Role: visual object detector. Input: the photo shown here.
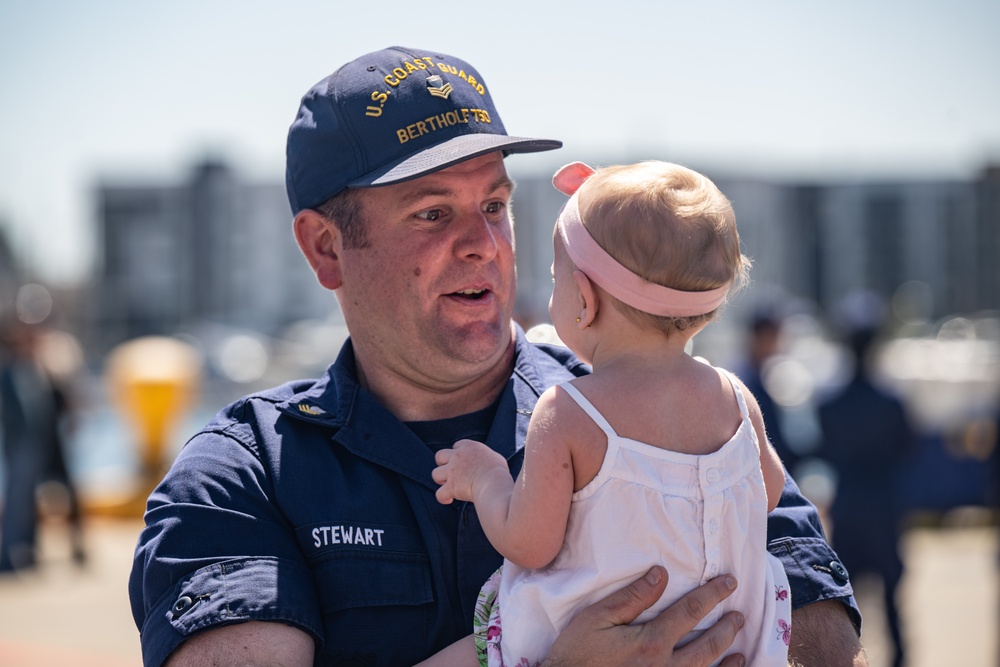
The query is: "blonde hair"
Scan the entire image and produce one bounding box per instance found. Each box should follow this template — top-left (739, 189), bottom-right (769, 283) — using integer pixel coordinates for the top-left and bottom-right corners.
top-left (576, 161), bottom-right (750, 335)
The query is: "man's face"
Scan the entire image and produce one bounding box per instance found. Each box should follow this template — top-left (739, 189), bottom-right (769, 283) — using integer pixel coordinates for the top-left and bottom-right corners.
top-left (336, 152), bottom-right (518, 389)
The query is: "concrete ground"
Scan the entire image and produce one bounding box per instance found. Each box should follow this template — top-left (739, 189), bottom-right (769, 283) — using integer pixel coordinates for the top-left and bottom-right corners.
top-left (0, 517), bottom-right (996, 667)
top-left (854, 518), bottom-right (999, 667)
top-left (0, 517), bottom-right (143, 667)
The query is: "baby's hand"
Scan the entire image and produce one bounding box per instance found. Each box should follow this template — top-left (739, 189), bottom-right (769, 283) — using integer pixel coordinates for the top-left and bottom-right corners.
top-left (432, 439), bottom-right (510, 505)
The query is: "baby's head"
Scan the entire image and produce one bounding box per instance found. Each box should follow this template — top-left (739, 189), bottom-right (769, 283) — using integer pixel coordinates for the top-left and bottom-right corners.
top-left (558, 161), bottom-right (750, 335)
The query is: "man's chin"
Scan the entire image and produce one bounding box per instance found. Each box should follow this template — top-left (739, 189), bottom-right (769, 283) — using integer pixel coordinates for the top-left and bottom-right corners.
top-left (440, 319), bottom-right (513, 365)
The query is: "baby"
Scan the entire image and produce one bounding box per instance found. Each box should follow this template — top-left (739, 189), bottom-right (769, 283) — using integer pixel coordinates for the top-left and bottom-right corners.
top-left (432, 160), bottom-right (791, 666)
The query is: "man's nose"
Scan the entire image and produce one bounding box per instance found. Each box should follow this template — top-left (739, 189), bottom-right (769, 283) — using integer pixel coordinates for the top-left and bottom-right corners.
top-left (455, 211), bottom-right (501, 262)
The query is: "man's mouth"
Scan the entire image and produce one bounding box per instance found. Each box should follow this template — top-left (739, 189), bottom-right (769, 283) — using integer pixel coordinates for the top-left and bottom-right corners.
top-left (452, 288), bottom-right (489, 301)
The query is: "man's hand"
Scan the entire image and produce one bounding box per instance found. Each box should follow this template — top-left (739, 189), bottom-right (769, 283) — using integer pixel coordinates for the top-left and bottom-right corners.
top-left (432, 438), bottom-right (510, 505)
top-left (543, 566), bottom-right (746, 667)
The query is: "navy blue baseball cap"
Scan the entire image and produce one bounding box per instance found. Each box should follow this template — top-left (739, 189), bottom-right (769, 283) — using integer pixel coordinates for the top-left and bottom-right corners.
top-left (285, 46), bottom-right (562, 214)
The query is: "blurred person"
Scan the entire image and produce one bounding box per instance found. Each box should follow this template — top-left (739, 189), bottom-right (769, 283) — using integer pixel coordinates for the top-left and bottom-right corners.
top-left (431, 161), bottom-right (791, 666)
top-left (816, 292), bottom-right (916, 667)
top-left (0, 317), bottom-right (86, 573)
top-left (739, 306), bottom-right (799, 472)
top-left (129, 46), bottom-right (863, 667)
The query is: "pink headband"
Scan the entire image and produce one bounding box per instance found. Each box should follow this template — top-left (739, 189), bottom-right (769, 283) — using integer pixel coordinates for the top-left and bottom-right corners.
top-left (553, 162), bottom-right (731, 318)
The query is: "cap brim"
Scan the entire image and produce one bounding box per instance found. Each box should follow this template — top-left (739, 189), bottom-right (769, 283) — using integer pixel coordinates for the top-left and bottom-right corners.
top-left (348, 134), bottom-right (562, 188)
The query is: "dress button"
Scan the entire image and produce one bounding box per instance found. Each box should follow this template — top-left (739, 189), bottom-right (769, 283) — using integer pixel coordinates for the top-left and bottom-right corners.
top-left (173, 595), bottom-right (194, 616)
top-left (709, 518), bottom-right (720, 533)
top-left (706, 468), bottom-right (721, 484)
top-left (829, 561), bottom-right (849, 583)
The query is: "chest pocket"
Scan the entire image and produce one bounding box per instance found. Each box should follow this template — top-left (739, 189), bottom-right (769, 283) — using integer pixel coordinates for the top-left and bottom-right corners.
top-left (313, 550), bottom-right (436, 666)
top-left (297, 522), bottom-right (434, 613)
top-left (314, 549), bottom-right (433, 613)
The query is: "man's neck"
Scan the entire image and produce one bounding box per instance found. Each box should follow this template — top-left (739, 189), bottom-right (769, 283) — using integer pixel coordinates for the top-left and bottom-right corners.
top-left (354, 341), bottom-right (517, 422)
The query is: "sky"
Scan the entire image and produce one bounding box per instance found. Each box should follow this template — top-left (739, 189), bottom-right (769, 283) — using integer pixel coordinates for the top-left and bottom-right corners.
top-left (1, 0), bottom-right (998, 286)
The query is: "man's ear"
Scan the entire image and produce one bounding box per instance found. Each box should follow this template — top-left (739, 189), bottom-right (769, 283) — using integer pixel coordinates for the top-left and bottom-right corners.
top-left (573, 270), bottom-right (599, 328)
top-left (293, 209), bottom-right (344, 291)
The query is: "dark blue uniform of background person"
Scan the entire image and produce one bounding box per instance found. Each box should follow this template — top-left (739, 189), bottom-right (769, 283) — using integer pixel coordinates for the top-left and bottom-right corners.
top-left (1, 319), bottom-right (85, 573)
top-left (818, 324), bottom-right (916, 667)
top-left (129, 46), bottom-right (865, 667)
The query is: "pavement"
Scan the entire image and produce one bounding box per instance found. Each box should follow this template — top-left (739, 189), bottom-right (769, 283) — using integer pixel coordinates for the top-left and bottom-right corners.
top-left (0, 515), bottom-right (997, 667)
top-left (0, 517), bottom-right (143, 667)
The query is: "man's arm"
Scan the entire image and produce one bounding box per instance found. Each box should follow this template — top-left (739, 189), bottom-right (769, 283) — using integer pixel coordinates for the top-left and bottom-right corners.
top-left (767, 468), bottom-right (865, 665)
top-left (129, 424), bottom-right (324, 667)
top-left (788, 601), bottom-right (867, 666)
top-left (163, 622), bottom-right (314, 667)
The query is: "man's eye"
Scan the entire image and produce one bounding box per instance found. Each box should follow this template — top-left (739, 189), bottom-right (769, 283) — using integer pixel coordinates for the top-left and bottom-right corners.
top-left (485, 201), bottom-right (502, 214)
top-left (418, 209), bottom-right (442, 221)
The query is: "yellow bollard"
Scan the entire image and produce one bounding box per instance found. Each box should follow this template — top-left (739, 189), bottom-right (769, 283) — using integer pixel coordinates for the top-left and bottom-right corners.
top-left (89, 336), bottom-right (202, 517)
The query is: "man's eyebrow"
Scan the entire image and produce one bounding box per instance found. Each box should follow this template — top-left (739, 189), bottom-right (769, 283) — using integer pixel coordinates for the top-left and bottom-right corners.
top-left (491, 176), bottom-right (516, 196)
top-left (396, 176), bottom-right (516, 207)
top-left (397, 186), bottom-right (453, 207)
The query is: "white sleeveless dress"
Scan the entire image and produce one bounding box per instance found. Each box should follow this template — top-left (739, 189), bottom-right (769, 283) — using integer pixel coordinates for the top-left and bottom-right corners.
top-left (485, 369), bottom-right (792, 667)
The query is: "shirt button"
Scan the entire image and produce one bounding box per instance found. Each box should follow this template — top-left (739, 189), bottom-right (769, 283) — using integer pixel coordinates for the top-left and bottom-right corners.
top-left (706, 468), bottom-right (721, 484)
top-left (173, 595), bottom-right (194, 616)
top-left (709, 518), bottom-right (720, 533)
top-left (829, 561), bottom-right (849, 583)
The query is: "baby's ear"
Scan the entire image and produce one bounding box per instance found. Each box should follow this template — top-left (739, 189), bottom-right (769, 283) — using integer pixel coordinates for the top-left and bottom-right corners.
top-left (552, 162), bottom-right (595, 196)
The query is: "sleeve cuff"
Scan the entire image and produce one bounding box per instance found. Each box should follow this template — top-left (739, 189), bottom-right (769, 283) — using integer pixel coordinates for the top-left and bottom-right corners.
top-left (768, 536), bottom-right (862, 633)
top-left (140, 557), bottom-right (322, 667)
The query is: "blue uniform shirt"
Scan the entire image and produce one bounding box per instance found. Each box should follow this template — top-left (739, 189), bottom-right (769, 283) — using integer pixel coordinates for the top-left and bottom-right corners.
top-left (129, 327), bottom-right (859, 667)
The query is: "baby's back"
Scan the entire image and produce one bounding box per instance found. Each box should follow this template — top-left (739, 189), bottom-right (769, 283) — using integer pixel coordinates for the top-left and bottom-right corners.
top-left (497, 371), bottom-right (792, 666)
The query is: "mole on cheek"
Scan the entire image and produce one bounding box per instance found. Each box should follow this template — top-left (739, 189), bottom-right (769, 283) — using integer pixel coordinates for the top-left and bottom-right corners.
top-left (413, 267), bottom-right (422, 277)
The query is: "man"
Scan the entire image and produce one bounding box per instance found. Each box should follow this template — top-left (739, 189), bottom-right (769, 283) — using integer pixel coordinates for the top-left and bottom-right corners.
top-left (129, 46), bottom-right (864, 666)
top-left (818, 293), bottom-right (915, 667)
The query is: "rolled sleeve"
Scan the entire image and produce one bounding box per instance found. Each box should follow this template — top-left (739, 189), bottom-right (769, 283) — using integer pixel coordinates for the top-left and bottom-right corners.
top-left (129, 423), bottom-right (323, 667)
top-left (767, 473), bottom-right (862, 632)
top-left (140, 557), bottom-right (320, 667)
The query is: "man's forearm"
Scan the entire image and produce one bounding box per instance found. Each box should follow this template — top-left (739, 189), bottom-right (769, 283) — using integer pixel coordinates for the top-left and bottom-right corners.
top-left (788, 600), bottom-right (867, 666)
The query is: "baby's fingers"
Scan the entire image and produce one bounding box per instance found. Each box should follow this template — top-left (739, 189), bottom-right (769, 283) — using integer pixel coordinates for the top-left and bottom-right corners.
top-left (431, 465), bottom-right (448, 485)
top-left (434, 484), bottom-right (455, 505)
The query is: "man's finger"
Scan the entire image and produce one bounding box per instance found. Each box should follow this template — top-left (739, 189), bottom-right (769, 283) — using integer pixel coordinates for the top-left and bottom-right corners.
top-left (583, 566), bottom-right (670, 628)
top-left (672, 610), bottom-right (745, 667)
top-left (646, 575), bottom-right (739, 644)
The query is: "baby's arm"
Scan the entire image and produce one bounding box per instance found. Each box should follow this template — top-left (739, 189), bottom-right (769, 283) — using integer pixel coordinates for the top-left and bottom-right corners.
top-left (738, 379), bottom-right (786, 512)
top-left (432, 386), bottom-right (575, 569)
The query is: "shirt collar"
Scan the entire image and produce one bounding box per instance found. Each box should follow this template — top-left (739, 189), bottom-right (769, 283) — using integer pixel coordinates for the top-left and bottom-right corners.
top-left (279, 324), bottom-right (565, 424)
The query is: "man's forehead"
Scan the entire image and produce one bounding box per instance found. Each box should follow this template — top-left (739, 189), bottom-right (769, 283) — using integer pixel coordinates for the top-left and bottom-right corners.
top-left (423, 151), bottom-right (508, 181)
top-left (379, 152), bottom-right (512, 199)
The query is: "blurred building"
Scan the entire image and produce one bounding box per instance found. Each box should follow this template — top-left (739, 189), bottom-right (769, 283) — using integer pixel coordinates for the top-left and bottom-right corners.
top-left (93, 160), bottom-right (1000, 353)
top-left (94, 160), bottom-right (331, 355)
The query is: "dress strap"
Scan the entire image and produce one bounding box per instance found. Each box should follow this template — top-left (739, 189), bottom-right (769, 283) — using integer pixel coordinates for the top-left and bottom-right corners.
top-left (718, 368), bottom-right (750, 421)
top-left (558, 382), bottom-right (619, 440)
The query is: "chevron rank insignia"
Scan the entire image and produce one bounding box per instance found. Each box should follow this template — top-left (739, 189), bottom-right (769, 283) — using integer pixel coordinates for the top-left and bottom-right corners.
top-left (426, 75), bottom-right (453, 99)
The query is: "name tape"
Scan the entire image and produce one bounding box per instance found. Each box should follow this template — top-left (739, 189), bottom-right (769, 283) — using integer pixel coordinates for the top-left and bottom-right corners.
top-left (312, 524), bottom-right (385, 548)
